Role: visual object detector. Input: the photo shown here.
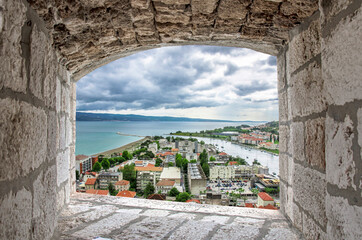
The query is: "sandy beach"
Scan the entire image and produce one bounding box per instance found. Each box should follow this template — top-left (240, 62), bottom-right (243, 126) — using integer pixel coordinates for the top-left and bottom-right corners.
top-left (94, 136), bottom-right (150, 157)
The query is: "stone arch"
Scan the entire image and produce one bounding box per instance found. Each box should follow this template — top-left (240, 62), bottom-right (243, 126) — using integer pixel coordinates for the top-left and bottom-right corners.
top-left (1, 0), bottom-right (361, 239)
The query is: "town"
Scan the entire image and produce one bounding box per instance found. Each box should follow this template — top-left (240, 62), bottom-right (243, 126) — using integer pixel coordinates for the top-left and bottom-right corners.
top-left (76, 128), bottom-right (280, 210)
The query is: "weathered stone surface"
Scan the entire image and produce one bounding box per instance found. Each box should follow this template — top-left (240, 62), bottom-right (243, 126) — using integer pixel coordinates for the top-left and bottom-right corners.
top-left (326, 194), bottom-right (362, 240)
top-left (32, 166), bottom-right (57, 240)
top-left (358, 108), bottom-right (362, 160)
top-left (56, 193), bottom-right (297, 239)
top-left (0, 98), bottom-right (47, 181)
top-left (320, 0), bottom-right (355, 24)
top-left (302, 212), bottom-right (327, 240)
top-left (305, 118), bottom-right (325, 170)
top-left (323, 6), bottom-right (362, 106)
top-left (293, 163), bottom-right (327, 228)
top-left (0, 0), bottom-right (27, 93)
top-left (59, 115), bottom-right (66, 150)
top-left (0, 189), bottom-right (32, 240)
top-left (288, 61), bottom-right (326, 119)
top-left (279, 125), bottom-right (290, 153)
top-left (25, 0), bottom-right (319, 78)
top-left (290, 122), bottom-right (305, 162)
top-left (47, 110), bottom-right (59, 161)
top-left (325, 114), bottom-right (356, 190)
top-left (279, 154), bottom-right (289, 182)
top-left (57, 148), bottom-right (70, 186)
top-left (264, 227), bottom-right (300, 240)
top-left (288, 19), bottom-right (321, 74)
top-left (278, 90), bottom-right (288, 122)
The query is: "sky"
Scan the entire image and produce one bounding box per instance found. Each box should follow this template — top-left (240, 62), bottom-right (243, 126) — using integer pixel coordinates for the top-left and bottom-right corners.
top-left (76, 46), bottom-right (278, 121)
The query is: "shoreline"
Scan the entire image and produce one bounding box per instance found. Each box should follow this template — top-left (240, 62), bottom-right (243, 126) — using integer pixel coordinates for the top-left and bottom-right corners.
top-left (94, 136), bottom-right (150, 157)
top-left (171, 134), bottom-right (279, 156)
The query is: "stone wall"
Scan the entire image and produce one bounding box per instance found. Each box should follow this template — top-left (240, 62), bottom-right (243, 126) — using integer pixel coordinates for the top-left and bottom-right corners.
top-left (0, 0), bottom-right (75, 239)
top-left (278, 0), bottom-right (362, 239)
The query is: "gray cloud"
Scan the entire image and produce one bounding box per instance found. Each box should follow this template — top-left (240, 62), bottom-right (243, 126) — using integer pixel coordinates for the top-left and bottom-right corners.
top-left (76, 46), bottom-right (277, 112)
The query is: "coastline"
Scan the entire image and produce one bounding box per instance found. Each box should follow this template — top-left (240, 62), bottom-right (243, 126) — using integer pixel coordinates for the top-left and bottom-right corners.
top-left (94, 136), bottom-right (150, 157)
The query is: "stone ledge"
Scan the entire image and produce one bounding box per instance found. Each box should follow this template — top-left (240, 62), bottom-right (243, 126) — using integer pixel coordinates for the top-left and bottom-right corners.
top-left (55, 193), bottom-right (302, 239)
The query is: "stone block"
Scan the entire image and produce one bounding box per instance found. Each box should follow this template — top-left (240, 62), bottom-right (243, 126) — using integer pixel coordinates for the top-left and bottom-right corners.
top-left (57, 187), bottom-right (65, 212)
top-left (288, 60), bottom-right (326, 118)
top-left (278, 90), bottom-right (288, 122)
top-left (305, 118), bottom-right (325, 170)
top-left (292, 202), bottom-right (302, 232)
top-left (323, 7), bottom-right (362, 106)
top-left (66, 116), bottom-right (72, 147)
top-left (279, 181), bottom-right (287, 214)
top-left (57, 148), bottom-right (70, 186)
top-left (192, 0), bottom-right (218, 15)
top-left (56, 77), bottom-right (62, 112)
top-left (326, 194), bottom-right (362, 240)
top-left (131, 0), bottom-right (151, 9)
top-left (32, 166), bottom-right (57, 240)
top-left (59, 115), bottom-right (66, 150)
top-left (47, 110), bottom-right (59, 161)
top-left (277, 51), bottom-right (286, 90)
top-left (302, 212), bottom-right (327, 240)
top-left (30, 24), bottom-right (48, 100)
top-left (0, 98), bottom-right (47, 181)
top-left (0, 0), bottom-right (27, 93)
top-left (218, 0), bottom-right (249, 20)
top-left (285, 185), bottom-right (293, 221)
top-left (290, 121), bottom-right (305, 162)
top-left (320, 0), bottom-right (354, 24)
top-left (279, 125), bottom-right (289, 153)
top-left (293, 163), bottom-right (327, 228)
top-left (279, 153), bottom-right (288, 182)
top-left (358, 108), bottom-right (362, 160)
top-left (325, 114), bottom-right (356, 190)
top-left (288, 18), bottom-right (321, 74)
top-left (0, 189), bottom-right (32, 239)
top-left (61, 84), bottom-right (70, 113)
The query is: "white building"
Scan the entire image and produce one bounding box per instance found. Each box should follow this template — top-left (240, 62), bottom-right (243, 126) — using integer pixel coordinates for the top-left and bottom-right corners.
top-left (210, 166), bottom-right (235, 180)
top-left (188, 163), bottom-right (207, 196)
top-left (160, 167), bottom-right (181, 184)
top-left (156, 180), bottom-right (176, 194)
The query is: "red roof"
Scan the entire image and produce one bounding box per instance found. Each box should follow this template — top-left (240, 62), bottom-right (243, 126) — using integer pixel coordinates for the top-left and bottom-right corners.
top-left (147, 194), bottom-right (166, 200)
top-left (135, 164), bottom-right (163, 172)
top-left (85, 189), bottom-right (109, 195)
top-left (116, 190), bottom-right (136, 198)
top-left (115, 180), bottom-right (130, 186)
top-left (163, 151), bottom-right (174, 156)
top-left (245, 203), bottom-right (254, 208)
top-left (85, 171), bottom-right (97, 176)
top-left (156, 180), bottom-right (175, 187)
top-left (258, 192), bottom-right (274, 201)
top-left (186, 199), bottom-right (201, 204)
top-left (228, 161), bottom-right (238, 166)
top-left (258, 204), bottom-right (278, 210)
top-left (219, 152), bottom-right (228, 156)
top-left (85, 178), bottom-right (97, 185)
top-left (76, 154), bottom-right (88, 160)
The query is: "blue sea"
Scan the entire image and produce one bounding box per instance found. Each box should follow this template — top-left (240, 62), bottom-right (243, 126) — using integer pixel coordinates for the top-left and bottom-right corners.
top-left (76, 121), bottom-right (279, 174)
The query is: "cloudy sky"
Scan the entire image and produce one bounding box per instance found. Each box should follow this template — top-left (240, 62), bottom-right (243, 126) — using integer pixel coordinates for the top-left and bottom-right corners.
top-left (76, 46), bottom-right (278, 121)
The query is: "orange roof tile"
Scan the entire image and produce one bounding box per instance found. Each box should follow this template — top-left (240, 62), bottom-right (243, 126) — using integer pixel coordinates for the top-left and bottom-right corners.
top-left (135, 164), bottom-right (163, 172)
top-left (116, 190), bottom-right (136, 198)
top-left (85, 171), bottom-right (97, 176)
top-left (164, 151), bottom-right (174, 156)
top-left (186, 199), bottom-right (201, 204)
top-left (228, 161), bottom-right (238, 166)
top-left (85, 178), bottom-right (97, 185)
top-left (147, 194), bottom-right (166, 200)
top-left (258, 192), bottom-right (274, 201)
top-left (219, 152), bottom-right (228, 156)
top-left (245, 203), bottom-right (254, 208)
top-left (258, 204), bottom-right (278, 210)
top-left (171, 148), bottom-right (179, 152)
top-left (85, 189), bottom-right (109, 195)
top-left (156, 180), bottom-right (175, 187)
top-left (115, 180), bottom-right (130, 186)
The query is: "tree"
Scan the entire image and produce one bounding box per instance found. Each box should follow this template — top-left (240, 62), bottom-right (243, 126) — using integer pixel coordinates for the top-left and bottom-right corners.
top-left (108, 182), bottom-right (118, 196)
top-left (176, 192), bottom-right (191, 202)
top-left (143, 182), bottom-right (155, 198)
top-left (251, 188), bottom-right (260, 196)
top-left (200, 140), bottom-right (205, 145)
top-left (190, 159), bottom-right (197, 163)
top-left (122, 164), bottom-right (137, 190)
top-left (202, 162), bottom-right (209, 178)
top-left (175, 153), bottom-right (183, 168)
top-left (199, 149), bottom-right (208, 166)
top-left (209, 156), bottom-right (216, 162)
top-left (92, 161), bottom-right (102, 172)
top-left (252, 159), bottom-right (261, 165)
top-left (122, 150), bottom-right (132, 160)
top-left (169, 187), bottom-right (180, 197)
top-left (168, 162), bottom-right (174, 167)
top-left (102, 158), bottom-right (110, 170)
top-left (155, 158), bottom-right (163, 167)
top-left (76, 170), bottom-right (80, 180)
